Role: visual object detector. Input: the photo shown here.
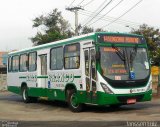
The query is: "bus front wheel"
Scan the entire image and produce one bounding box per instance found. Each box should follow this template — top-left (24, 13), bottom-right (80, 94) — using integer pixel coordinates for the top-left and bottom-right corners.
top-left (109, 104), bottom-right (122, 108)
top-left (67, 90), bottom-right (83, 112)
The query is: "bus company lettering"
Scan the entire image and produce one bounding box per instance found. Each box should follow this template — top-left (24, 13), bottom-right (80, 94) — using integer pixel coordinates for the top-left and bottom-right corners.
top-left (48, 73), bottom-right (75, 83)
top-left (26, 75), bottom-right (37, 82)
top-left (130, 88), bottom-right (145, 93)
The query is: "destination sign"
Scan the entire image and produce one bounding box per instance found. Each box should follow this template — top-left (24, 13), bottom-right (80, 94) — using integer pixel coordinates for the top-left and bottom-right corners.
top-left (97, 35), bottom-right (145, 44)
top-left (68, 45), bottom-right (77, 52)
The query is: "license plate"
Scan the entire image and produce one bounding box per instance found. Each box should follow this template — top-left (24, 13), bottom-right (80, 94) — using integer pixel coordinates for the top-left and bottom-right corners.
top-left (127, 99), bottom-right (136, 104)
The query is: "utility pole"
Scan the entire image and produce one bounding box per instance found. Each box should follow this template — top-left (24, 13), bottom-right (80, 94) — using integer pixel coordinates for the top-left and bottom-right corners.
top-left (66, 6), bottom-right (83, 36)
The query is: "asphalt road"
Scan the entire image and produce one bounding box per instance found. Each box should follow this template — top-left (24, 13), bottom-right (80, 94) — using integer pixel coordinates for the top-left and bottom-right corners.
top-left (0, 92), bottom-right (160, 127)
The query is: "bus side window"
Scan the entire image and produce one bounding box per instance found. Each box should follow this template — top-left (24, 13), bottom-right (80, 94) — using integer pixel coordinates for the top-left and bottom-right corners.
top-left (64, 43), bottom-right (80, 69)
top-left (50, 47), bottom-right (63, 70)
top-left (29, 52), bottom-right (37, 71)
top-left (8, 56), bottom-right (12, 72)
top-left (91, 49), bottom-right (96, 80)
top-left (84, 50), bottom-right (89, 76)
top-left (12, 55), bottom-right (19, 72)
top-left (20, 54), bottom-right (28, 72)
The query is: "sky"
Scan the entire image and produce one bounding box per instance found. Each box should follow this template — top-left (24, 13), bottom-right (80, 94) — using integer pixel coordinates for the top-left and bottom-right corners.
top-left (0, 0), bottom-right (159, 51)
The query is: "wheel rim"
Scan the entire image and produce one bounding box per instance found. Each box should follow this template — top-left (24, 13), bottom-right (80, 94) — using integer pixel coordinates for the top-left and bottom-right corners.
top-left (70, 93), bottom-right (79, 108)
top-left (23, 89), bottom-right (27, 100)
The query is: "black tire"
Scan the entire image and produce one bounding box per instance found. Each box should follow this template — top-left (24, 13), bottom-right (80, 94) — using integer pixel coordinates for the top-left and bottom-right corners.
top-left (67, 89), bottom-right (83, 112)
top-left (109, 104), bottom-right (122, 108)
top-left (22, 86), bottom-right (31, 103)
top-left (30, 97), bottom-right (38, 103)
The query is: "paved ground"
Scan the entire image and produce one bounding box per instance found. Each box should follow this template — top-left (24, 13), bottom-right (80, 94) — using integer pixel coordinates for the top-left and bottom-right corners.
top-left (0, 91), bottom-right (160, 126)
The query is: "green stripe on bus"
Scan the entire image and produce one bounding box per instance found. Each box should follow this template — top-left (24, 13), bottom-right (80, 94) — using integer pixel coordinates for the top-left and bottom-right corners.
top-left (37, 76), bottom-right (48, 78)
top-left (19, 76), bottom-right (27, 79)
top-left (74, 76), bottom-right (81, 78)
top-left (19, 75), bottom-right (81, 79)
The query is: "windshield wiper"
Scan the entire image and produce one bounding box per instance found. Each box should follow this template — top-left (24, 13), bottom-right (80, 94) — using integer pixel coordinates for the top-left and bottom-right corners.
top-left (112, 45), bottom-right (138, 80)
top-left (112, 45), bottom-right (128, 71)
top-left (129, 45), bottom-right (137, 68)
top-left (112, 45), bottom-right (125, 61)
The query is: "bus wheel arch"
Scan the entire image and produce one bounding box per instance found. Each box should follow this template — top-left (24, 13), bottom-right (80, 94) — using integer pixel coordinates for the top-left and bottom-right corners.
top-left (65, 84), bottom-right (83, 112)
top-left (65, 84), bottom-right (77, 98)
top-left (21, 82), bottom-right (27, 91)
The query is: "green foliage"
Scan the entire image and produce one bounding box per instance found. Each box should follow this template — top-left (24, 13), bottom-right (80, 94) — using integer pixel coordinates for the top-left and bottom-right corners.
top-left (131, 24), bottom-right (160, 65)
top-left (31, 8), bottom-right (105, 45)
top-left (80, 25), bottom-right (105, 34)
top-left (81, 26), bottom-right (94, 34)
top-left (95, 28), bottom-right (105, 32)
top-left (31, 9), bottom-right (74, 45)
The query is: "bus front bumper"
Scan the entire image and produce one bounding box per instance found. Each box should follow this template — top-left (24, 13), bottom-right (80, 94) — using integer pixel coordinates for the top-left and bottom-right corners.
top-left (96, 90), bottom-right (152, 105)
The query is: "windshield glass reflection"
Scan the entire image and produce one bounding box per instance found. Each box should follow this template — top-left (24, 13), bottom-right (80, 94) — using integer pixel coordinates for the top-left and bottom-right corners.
top-left (100, 47), bottom-right (149, 80)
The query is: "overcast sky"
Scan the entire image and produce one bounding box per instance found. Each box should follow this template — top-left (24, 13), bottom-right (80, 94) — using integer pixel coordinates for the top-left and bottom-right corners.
top-left (0, 0), bottom-right (159, 51)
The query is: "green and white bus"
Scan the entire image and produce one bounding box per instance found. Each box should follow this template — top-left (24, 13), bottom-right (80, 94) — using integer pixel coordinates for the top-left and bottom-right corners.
top-left (7, 32), bottom-right (152, 112)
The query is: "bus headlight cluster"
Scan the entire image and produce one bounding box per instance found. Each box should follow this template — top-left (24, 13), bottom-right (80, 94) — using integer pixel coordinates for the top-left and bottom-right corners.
top-left (100, 83), bottom-right (114, 94)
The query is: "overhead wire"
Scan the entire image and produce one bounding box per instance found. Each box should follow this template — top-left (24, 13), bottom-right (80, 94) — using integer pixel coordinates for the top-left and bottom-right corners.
top-left (81, 0), bottom-right (110, 25)
top-left (82, 0), bottom-right (96, 7)
top-left (78, 0), bottom-right (85, 6)
top-left (80, 9), bottom-right (160, 31)
top-left (81, 9), bottom-right (140, 26)
top-left (83, 0), bottom-right (114, 27)
top-left (79, 11), bottom-right (140, 27)
top-left (101, 0), bottom-right (143, 28)
top-left (87, 0), bottom-right (125, 26)
top-left (69, 0), bottom-right (76, 7)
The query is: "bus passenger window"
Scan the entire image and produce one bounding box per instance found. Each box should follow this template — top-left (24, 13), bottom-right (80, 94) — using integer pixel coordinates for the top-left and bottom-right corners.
top-left (20, 54), bottom-right (28, 72)
top-left (64, 43), bottom-right (80, 69)
top-left (91, 49), bottom-right (96, 80)
top-left (84, 50), bottom-right (89, 76)
top-left (50, 47), bottom-right (63, 70)
top-left (12, 55), bottom-right (19, 72)
top-left (29, 52), bottom-right (37, 71)
top-left (8, 56), bottom-right (12, 72)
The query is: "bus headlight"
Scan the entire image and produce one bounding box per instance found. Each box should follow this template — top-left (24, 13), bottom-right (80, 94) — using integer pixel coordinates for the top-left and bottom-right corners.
top-left (100, 83), bottom-right (114, 94)
top-left (146, 80), bottom-right (152, 91)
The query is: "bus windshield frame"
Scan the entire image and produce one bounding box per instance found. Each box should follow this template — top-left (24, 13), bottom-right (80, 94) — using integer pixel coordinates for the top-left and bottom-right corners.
top-left (96, 34), bottom-right (150, 82)
top-left (100, 46), bottom-right (150, 81)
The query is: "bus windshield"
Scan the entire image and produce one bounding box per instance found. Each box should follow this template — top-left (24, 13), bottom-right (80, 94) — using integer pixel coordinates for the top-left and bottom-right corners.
top-left (100, 47), bottom-right (150, 80)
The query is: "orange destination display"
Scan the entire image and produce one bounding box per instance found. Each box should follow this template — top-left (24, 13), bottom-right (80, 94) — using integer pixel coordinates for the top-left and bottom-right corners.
top-left (103, 36), bottom-right (139, 43)
top-left (97, 34), bottom-right (145, 44)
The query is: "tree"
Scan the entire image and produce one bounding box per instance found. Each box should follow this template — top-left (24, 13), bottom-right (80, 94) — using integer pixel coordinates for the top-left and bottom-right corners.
top-left (81, 26), bottom-right (94, 34)
top-left (131, 24), bottom-right (160, 65)
top-left (31, 8), bottom-right (105, 45)
top-left (31, 9), bottom-right (74, 45)
top-left (95, 28), bottom-right (105, 32)
top-left (79, 25), bottom-right (105, 35)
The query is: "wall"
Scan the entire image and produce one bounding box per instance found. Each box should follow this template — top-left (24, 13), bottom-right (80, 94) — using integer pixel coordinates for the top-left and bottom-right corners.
top-left (0, 74), bottom-right (7, 91)
top-left (0, 52), bottom-right (8, 66)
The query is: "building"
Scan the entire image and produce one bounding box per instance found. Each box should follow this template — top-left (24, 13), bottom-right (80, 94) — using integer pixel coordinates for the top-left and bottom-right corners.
top-left (0, 52), bottom-right (8, 74)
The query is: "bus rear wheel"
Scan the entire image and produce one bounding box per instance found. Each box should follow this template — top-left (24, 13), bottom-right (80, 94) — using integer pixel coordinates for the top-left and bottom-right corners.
top-left (67, 90), bottom-right (83, 112)
top-left (22, 87), bottom-right (31, 103)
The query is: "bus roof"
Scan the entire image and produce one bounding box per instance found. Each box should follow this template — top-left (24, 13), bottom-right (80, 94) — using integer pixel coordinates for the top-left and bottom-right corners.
top-left (9, 32), bottom-right (143, 55)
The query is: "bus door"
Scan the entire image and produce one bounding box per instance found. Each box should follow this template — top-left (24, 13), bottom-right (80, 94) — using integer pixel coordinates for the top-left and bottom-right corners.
top-left (38, 54), bottom-right (47, 89)
top-left (84, 48), bottom-right (97, 103)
